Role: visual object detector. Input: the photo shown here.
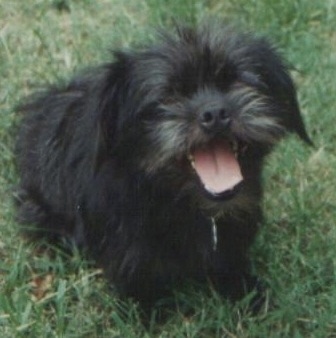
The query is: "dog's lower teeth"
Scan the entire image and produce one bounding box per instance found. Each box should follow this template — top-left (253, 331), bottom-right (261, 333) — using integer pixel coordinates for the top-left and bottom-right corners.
top-left (232, 141), bottom-right (238, 153)
top-left (187, 154), bottom-right (196, 169)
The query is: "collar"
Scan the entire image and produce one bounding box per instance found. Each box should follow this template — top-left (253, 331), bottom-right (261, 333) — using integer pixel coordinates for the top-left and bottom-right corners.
top-left (211, 217), bottom-right (218, 251)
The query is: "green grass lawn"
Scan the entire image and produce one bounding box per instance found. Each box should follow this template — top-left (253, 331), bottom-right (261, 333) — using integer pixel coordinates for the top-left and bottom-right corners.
top-left (1, 0), bottom-right (336, 336)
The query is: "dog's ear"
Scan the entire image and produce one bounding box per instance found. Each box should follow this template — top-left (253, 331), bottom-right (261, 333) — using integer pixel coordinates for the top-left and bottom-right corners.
top-left (92, 51), bottom-right (134, 170)
top-left (254, 40), bottom-right (313, 146)
top-left (268, 66), bottom-right (312, 146)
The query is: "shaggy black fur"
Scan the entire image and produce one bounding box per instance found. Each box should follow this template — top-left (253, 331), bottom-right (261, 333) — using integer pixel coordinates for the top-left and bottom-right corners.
top-left (16, 23), bottom-right (311, 308)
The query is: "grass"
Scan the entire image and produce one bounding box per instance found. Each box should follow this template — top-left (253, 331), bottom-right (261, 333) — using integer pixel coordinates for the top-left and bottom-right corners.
top-left (1, 0), bottom-right (336, 336)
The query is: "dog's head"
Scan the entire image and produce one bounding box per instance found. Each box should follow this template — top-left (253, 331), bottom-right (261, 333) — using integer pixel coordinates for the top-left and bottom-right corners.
top-left (97, 23), bottom-right (311, 213)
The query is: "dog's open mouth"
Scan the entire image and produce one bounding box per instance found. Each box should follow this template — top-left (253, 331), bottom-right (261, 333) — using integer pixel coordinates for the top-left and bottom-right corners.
top-left (188, 140), bottom-right (243, 199)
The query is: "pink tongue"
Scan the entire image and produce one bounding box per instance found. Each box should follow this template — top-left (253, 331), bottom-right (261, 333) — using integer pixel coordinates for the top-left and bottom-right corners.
top-left (193, 141), bottom-right (243, 194)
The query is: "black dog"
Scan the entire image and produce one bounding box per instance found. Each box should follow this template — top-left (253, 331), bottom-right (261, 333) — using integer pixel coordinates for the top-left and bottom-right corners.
top-left (16, 23), bottom-right (311, 308)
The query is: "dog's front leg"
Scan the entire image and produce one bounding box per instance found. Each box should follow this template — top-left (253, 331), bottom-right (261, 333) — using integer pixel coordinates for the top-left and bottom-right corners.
top-left (209, 216), bottom-right (265, 310)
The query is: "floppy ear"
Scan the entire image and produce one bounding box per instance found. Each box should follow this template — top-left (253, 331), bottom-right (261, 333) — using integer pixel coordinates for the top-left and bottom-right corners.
top-left (282, 88), bottom-right (313, 146)
top-left (268, 64), bottom-right (312, 146)
top-left (92, 51), bottom-right (133, 171)
top-left (254, 40), bottom-right (313, 146)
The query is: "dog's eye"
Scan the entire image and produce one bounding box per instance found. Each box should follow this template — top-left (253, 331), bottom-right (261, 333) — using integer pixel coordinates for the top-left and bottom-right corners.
top-left (239, 71), bottom-right (267, 90)
top-left (141, 107), bottom-right (166, 122)
top-left (215, 66), bottom-right (238, 89)
top-left (141, 110), bottom-right (158, 121)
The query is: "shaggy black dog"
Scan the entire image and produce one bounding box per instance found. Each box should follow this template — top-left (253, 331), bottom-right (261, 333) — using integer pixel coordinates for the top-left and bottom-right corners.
top-left (16, 23), bottom-right (311, 308)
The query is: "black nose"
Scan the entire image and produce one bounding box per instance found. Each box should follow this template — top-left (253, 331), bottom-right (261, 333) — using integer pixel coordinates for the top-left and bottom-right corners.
top-left (199, 108), bottom-right (231, 133)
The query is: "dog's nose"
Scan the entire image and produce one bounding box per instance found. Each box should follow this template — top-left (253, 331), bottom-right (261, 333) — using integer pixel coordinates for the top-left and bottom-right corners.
top-left (199, 109), bottom-right (231, 133)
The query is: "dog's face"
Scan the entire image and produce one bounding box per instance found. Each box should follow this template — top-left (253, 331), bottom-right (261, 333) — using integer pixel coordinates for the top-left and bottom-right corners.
top-left (99, 24), bottom-right (310, 214)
